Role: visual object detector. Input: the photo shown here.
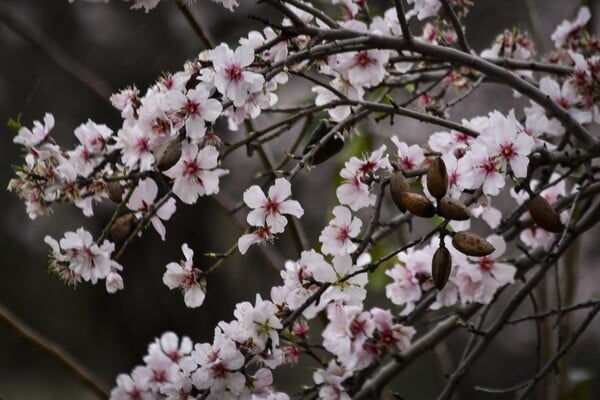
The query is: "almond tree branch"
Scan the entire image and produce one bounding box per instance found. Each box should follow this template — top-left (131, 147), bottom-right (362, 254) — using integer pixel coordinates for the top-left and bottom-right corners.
top-left (435, 197), bottom-right (600, 400)
top-left (0, 302), bottom-right (109, 399)
top-left (264, 24), bottom-right (596, 148)
top-left (392, 0), bottom-right (412, 41)
top-left (440, 0), bottom-right (471, 53)
top-left (0, 4), bottom-right (112, 102)
top-left (173, 0), bottom-right (214, 48)
top-left (517, 302), bottom-right (600, 399)
top-left (354, 193), bottom-right (600, 399)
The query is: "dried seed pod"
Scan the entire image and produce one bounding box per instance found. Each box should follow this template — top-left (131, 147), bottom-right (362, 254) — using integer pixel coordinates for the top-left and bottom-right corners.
top-left (302, 121), bottom-right (344, 165)
top-left (111, 214), bottom-right (134, 243)
top-left (156, 138), bottom-right (182, 171)
top-left (106, 181), bottom-right (124, 203)
top-left (452, 231), bottom-right (495, 257)
top-left (426, 157), bottom-right (448, 199)
top-left (432, 246), bottom-right (452, 290)
top-left (527, 194), bottom-right (563, 233)
top-left (402, 192), bottom-right (436, 218)
top-left (438, 197), bottom-right (471, 221)
top-left (390, 172), bottom-right (409, 212)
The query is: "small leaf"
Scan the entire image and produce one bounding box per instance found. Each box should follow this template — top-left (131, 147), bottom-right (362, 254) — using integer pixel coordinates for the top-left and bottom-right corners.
top-left (7, 114), bottom-right (23, 133)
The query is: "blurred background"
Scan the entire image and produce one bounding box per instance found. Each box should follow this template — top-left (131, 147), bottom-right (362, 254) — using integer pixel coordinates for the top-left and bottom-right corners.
top-left (0, 0), bottom-right (598, 399)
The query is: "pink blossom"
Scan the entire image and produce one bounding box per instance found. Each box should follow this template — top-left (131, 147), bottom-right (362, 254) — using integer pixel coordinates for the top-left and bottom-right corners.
top-left (52, 228), bottom-right (118, 284)
top-left (234, 294), bottom-right (283, 351)
top-left (237, 226), bottom-right (274, 255)
top-left (313, 361), bottom-right (351, 400)
top-left (114, 121), bottom-right (155, 171)
top-left (191, 329), bottom-right (246, 396)
top-left (371, 307), bottom-right (416, 351)
top-left (539, 77), bottom-right (592, 124)
top-left (391, 137), bottom-right (425, 170)
top-left (13, 112), bottom-right (54, 149)
top-left (163, 243), bottom-right (206, 308)
top-left (319, 206), bottom-right (362, 256)
top-left (336, 30), bottom-right (390, 88)
top-left (165, 87), bottom-right (222, 140)
top-left (463, 143), bottom-right (505, 196)
top-left (406, 0), bottom-right (442, 20)
top-left (127, 178), bottom-right (177, 240)
top-left (105, 271), bottom-right (124, 293)
top-left (336, 146), bottom-right (391, 211)
top-left (164, 142), bottom-right (228, 204)
top-left (243, 178), bottom-right (304, 234)
top-left (212, 44), bottom-right (265, 107)
top-left (551, 6), bottom-right (590, 48)
top-left (481, 111), bottom-right (535, 178)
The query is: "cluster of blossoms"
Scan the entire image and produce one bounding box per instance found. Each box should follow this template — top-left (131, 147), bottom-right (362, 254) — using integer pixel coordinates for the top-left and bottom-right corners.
top-left (7, 1), bottom-right (600, 399)
top-left (115, 243), bottom-right (416, 399)
top-left (44, 228), bottom-right (124, 291)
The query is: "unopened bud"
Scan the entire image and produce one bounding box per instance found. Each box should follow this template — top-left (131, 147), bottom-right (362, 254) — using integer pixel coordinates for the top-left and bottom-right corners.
top-left (303, 121), bottom-right (344, 165)
top-left (527, 194), bottom-right (563, 233)
top-left (426, 157), bottom-right (448, 199)
top-left (156, 138), bottom-right (182, 171)
top-left (452, 231), bottom-right (495, 257)
top-left (432, 246), bottom-right (452, 290)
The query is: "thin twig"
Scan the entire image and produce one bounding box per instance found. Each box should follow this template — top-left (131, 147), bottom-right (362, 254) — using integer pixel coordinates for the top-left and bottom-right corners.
top-left (507, 300), bottom-right (600, 324)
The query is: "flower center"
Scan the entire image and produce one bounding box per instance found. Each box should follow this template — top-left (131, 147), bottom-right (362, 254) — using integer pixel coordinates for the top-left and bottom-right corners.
top-left (227, 64), bottom-right (244, 82)
top-left (500, 144), bottom-right (515, 159)
top-left (184, 160), bottom-right (200, 176)
top-left (337, 226), bottom-right (350, 243)
top-left (401, 158), bottom-right (415, 170)
top-left (185, 99), bottom-right (199, 115)
top-left (482, 158), bottom-right (497, 174)
top-left (136, 137), bottom-right (150, 153)
top-left (479, 256), bottom-right (494, 270)
top-left (265, 199), bottom-right (280, 215)
top-left (355, 51), bottom-right (373, 68)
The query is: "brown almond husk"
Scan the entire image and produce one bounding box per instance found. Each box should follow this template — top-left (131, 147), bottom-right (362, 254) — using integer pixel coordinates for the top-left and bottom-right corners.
top-left (432, 246), bottom-right (452, 290)
top-left (452, 231), bottom-right (495, 257)
top-left (427, 157), bottom-right (448, 199)
top-left (402, 192), bottom-right (436, 218)
top-left (527, 194), bottom-right (563, 233)
top-left (390, 172), bottom-right (409, 212)
top-left (106, 181), bottom-right (124, 203)
top-left (111, 214), bottom-right (134, 243)
top-left (438, 197), bottom-right (471, 221)
top-left (156, 138), bottom-right (182, 171)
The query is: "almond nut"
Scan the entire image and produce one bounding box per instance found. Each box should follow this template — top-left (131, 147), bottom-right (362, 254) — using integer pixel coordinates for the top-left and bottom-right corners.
top-left (432, 246), bottom-right (452, 290)
top-left (452, 231), bottom-right (495, 257)
top-left (527, 194), bottom-right (563, 233)
top-left (106, 181), bottom-right (124, 203)
top-left (402, 192), bottom-right (436, 218)
top-left (156, 138), bottom-right (182, 171)
top-left (438, 197), bottom-right (471, 221)
top-left (111, 214), bottom-right (134, 243)
top-left (426, 157), bottom-right (448, 199)
top-left (390, 172), bottom-right (409, 212)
